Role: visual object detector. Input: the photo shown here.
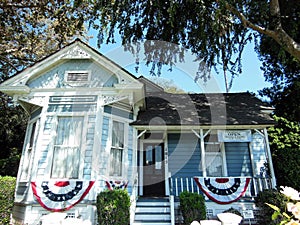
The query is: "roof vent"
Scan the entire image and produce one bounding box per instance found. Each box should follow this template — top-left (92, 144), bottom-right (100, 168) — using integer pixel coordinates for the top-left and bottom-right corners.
top-left (65, 71), bottom-right (90, 82)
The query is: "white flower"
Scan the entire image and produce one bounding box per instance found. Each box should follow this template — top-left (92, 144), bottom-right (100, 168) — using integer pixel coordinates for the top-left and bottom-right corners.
top-left (280, 186), bottom-right (300, 201)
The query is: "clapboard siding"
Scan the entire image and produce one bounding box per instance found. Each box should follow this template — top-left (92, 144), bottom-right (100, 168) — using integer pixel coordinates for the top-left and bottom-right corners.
top-left (127, 126), bottom-right (134, 194)
top-left (83, 115), bottom-right (96, 179)
top-left (225, 142), bottom-right (252, 176)
top-left (168, 133), bottom-right (202, 178)
top-left (27, 59), bottom-right (118, 88)
top-left (99, 116), bottom-right (110, 176)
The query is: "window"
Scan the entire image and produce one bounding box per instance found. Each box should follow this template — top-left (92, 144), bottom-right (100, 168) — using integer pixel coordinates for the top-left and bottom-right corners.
top-left (51, 117), bottom-right (83, 178)
top-left (109, 121), bottom-right (124, 176)
top-left (204, 134), bottom-right (225, 177)
top-left (21, 121), bottom-right (37, 180)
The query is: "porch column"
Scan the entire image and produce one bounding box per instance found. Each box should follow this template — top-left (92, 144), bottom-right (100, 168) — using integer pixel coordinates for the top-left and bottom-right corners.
top-left (264, 128), bottom-right (277, 188)
top-left (200, 129), bottom-right (207, 177)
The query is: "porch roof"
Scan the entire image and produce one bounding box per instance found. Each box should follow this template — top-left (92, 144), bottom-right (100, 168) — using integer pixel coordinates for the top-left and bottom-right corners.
top-left (131, 92), bottom-right (275, 127)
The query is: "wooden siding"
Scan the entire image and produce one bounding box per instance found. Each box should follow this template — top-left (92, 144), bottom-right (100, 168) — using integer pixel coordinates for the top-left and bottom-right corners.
top-left (168, 133), bottom-right (201, 192)
top-left (83, 115), bottom-right (96, 179)
top-left (104, 106), bottom-right (133, 119)
top-left (99, 116), bottom-right (109, 183)
top-left (127, 126), bottom-right (134, 194)
top-left (27, 59), bottom-right (118, 88)
top-left (225, 142), bottom-right (252, 176)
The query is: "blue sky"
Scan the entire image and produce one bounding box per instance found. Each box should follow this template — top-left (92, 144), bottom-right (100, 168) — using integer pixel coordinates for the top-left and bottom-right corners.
top-left (88, 36), bottom-right (271, 95)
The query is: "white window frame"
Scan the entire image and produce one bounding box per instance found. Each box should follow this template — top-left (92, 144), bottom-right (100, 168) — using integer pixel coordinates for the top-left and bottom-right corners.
top-left (20, 118), bottom-right (39, 181)
top-left (203, 131), bottom-right (228, 177)
top-left (109, 120), bottom-right (126, 177)
top-left (50, 116), bottom-right (84, 179)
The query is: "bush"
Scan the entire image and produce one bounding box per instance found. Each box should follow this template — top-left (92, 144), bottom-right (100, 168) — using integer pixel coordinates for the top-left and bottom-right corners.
top-left (179, 191), bottom-right (206, 225)
top-left (255, 189), bottom-right (287, 225)
top-left (96, 189), bottom-right (130, 225)
top-left (0, 176), bottom-right (16, 225)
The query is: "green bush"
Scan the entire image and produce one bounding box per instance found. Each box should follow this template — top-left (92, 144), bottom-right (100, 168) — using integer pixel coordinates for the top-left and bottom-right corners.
top-left (0, 176), bottom-right (16, 225)
top-left (179, 191), bottom-right (206, 225)
top-left (255, 189), bottom-right (287, 225)
top-left (96, 189), bottom-right (130, 225)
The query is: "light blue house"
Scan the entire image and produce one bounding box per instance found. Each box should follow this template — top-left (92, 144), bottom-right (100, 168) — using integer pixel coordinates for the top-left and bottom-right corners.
top-left (0, 39), bottom-right (276, 225)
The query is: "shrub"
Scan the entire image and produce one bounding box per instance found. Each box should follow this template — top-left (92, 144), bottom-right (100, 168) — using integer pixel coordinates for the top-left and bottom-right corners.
top-left (179, 191), bottom-right (206, 225)
top-left (96, 189), bottom-right (130, 225)
top-left (0, 176), bottom-right (16, 225)
top-left (255, 189), bottom-right (287, 225)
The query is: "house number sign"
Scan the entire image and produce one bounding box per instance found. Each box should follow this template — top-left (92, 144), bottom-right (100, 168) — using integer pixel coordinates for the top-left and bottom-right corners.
top-left (218, 130), bottom-right (252, 142)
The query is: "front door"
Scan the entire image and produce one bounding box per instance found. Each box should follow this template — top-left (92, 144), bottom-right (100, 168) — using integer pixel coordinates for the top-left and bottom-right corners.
top-left (143, 143), bottom-right (165, 196)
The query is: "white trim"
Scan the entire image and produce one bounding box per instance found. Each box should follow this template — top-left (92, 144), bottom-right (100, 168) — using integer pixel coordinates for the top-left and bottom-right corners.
top-left (263, 128), bottom-right (276, 187)
top-left (64, 70), bottom-right (91, 84)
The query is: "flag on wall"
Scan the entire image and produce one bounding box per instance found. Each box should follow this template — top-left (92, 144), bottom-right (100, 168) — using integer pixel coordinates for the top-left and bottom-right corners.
top-left (194, 177), bottom-right (251, 204)
top-left (31, 180), bottom-right (94, 212)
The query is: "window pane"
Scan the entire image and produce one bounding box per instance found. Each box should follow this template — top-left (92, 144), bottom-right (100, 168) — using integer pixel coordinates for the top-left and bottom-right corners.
top-left (52, 117), bottom-right (83, 178)
top-left (112, 121), bottom-right (124, 148)
top-left (109, 148), bottom-right (122, 176)
top-left (205, 142), bottom-right (223, 177)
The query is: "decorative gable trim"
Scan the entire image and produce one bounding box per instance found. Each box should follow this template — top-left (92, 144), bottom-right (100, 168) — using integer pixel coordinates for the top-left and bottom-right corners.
top-left (61, 46), bottom-right (91, 59)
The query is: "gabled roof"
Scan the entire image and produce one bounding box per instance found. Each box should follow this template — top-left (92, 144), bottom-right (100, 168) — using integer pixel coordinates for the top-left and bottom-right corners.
top-left (131, 92), bottom-right (275, 127)
top-left (0, 39), bottom-right (140, 93)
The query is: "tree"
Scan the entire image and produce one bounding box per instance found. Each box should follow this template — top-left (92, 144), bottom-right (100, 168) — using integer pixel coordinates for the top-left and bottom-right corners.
top-left (87, 0), bottom-right (300, 92)
top-left (255, 0), bottom-right (300, 122)
top-left (268, 116), bottom-right (300, 190)
top-left (0, 0), bottom-right (89, 176)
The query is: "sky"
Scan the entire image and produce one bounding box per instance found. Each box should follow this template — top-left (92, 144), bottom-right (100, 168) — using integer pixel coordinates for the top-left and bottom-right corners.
top-left (88, 35), bottom-right (271, 95)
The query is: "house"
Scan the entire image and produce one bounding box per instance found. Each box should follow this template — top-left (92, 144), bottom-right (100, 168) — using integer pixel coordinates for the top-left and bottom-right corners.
top-left (0, 39), bottom-right (276, 225)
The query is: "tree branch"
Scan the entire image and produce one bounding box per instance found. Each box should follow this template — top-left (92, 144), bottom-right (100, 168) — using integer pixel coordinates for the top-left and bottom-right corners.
top-left (224, 1), bottom-right (300, 61)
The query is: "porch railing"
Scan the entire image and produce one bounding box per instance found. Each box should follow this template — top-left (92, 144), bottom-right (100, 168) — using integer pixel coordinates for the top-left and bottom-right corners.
top-left (169, 176), bottom-right (273, 198)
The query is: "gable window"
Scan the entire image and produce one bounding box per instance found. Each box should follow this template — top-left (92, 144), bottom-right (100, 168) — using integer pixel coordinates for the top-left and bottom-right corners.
top-left (51, 117), bottom-right (83, 178)
top-left (204, 134), bottom-right (226, 177)
top-left (109, 121), bottom-right (124, 176)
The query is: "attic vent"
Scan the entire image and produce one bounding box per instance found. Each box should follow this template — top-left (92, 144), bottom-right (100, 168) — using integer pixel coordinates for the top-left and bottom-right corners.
top-left (65, 71), bottom-right (90, 82)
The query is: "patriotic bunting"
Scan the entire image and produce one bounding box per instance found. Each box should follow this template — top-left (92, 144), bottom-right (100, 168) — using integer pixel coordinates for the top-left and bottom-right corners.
top-left (194, 177), bottom-right (251, 204)
top-left (31, 180), bottom-right (94, 212)
top-left (105, 180), bottom-right (128, 190)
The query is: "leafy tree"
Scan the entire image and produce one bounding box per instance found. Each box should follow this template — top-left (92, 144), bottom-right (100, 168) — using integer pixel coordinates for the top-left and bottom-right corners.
top-left (268, 116), bottom-right (300, 190)
top-left (257, 0), bottom-right (300, 122)
top-left (87, 0), bottom-right (300, 91)
top-left (0, 0), bottom-right (88, 176)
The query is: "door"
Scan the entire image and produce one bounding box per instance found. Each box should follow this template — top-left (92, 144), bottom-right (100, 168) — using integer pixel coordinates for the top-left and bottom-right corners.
top-left (143, 143), bottom-right (165, 196)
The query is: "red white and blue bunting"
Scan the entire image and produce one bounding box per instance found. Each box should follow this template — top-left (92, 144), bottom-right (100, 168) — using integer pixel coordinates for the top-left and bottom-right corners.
top-left (194, 177), bottom-right (251, 204)
top-left (31, 180), bottom-right (95, 212)
top-left (105, 180), bottom-right (128, 190)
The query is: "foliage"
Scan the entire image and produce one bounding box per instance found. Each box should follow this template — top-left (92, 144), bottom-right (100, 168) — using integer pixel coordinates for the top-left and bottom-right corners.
top-left (179, 191), bottom-right (206, 225)
top-left (0, 0), bottom-right (89, 176)
top-left (255, 188), bottom-right (287, 225)
top-left (0, 95), bottom-right (27, 176)
top-left (223, 207), bottom-right (242, 217)
top-left (86, 0), bottom-right (299, 91)
top-left (268, 116), bottom-right (300, 190)
top-left (266, 186), bottom-right (300, 225)
top-left (96, 190), bottom-right (130, 225)
top-left (0, 176), bottom-right (16, 225)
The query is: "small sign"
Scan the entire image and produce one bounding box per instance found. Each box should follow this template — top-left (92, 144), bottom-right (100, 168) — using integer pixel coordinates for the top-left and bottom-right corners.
top-left (242, 210), bottom-right (254, 219)
top-left (218, 130), bottom-right (252, 142)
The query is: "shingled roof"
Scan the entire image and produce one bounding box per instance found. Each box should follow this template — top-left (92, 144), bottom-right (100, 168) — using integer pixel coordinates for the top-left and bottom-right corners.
top-left (131, 92), bottom-right (275, 127)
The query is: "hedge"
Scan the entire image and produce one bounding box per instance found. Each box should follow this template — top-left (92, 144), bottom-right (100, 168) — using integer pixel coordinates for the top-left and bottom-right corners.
top-left (179, 191), bottom-right (206, 225)
top-left (0, 176), bottom-right (16, 225)
top-left (96, 189), bottom-right (130, 225)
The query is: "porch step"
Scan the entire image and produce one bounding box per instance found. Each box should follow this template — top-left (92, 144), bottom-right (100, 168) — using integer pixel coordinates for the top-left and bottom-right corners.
top-left (133, 197), bottom-right (171, 225)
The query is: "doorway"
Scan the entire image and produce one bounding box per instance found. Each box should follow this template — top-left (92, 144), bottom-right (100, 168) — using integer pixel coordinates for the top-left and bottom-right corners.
top-left (143, 143), bottom-right (165, 196)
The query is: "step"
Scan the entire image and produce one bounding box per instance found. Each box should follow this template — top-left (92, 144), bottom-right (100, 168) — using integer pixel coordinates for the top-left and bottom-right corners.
top-left (132, 222), bottom-right (171, 225)
top-left (135, 207), bottom-right (170, 213)
top-left (135, 213), bottom-right (171, 221)
top-left (136, 201), bottom-right (170, 207)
